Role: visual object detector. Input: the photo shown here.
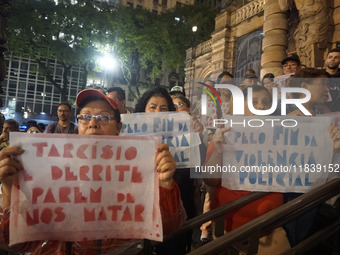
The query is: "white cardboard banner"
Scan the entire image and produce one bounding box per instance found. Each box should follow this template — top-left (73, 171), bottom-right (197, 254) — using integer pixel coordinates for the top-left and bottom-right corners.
top-left (201, 101), bottom-right (219, 128)
top-left (120, 112), bottom-right (201, 168)
top-left (9, 133), bottom-right (162, 245)
top-left (221, 116), bottom-right (334, 193)
top-left (201, 102), bottom-right (230, 129)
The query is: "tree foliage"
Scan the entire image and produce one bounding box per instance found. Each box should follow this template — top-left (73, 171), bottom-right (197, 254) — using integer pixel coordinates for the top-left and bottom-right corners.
top-left (7, 0), bottom-right (218, 100)
top-left (158, 4), bottom-right (217, 73)
top-left (7, 0), bottom-right (113, 102)
top-left (104, 4), bottom-right (217, 96)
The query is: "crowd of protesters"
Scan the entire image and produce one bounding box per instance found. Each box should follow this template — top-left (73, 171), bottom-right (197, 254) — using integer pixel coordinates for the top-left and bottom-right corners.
top-left (0, 48), bottom-right (339, 254)
top-left (197, 48), bottom-right (340, 253)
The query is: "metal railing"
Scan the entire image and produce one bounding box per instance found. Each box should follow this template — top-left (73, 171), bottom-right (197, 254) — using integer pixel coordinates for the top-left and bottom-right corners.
top-left (186, 178), bottom-right (340, 255)
top-left (111, 178), bottom-right (340, 254)
top-left (168, 191), bottom-right (268, 239)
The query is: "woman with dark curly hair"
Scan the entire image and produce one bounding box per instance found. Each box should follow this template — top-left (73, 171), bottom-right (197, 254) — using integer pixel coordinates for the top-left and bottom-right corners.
top-left (134, 87), bottom-right (176, 113)
top-left (134, 87), bottom-right (199, 254)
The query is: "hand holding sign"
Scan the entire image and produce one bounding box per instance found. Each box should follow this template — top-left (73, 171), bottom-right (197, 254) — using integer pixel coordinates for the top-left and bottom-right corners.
top-left (156, 144), bottom-right (176, 188)
top-left (329, 124), bottom-right (340, 152)
top-left (0, 146), bottom-right (25, 208)
top-left (221, 116), bottom-right (334, 193)
top-left (192, 116), bottom-right (204, 137)
top-left (213, 127), bottom-right (230, 154)
top-left (120, 112), bottom-right (201, 168)
top-left (7, 133), bottom-right (165, 246)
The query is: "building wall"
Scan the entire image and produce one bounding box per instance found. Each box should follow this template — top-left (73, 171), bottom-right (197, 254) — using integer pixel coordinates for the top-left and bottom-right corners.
top-left (185, 0), bottom-right (338, 94)
top-left (2, 54), bottom-right (84, 122)
top-left (185, 0), bottom-right (265, 95)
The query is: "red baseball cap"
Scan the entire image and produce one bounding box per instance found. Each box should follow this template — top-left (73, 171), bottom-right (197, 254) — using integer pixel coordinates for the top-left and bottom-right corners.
top-left (76, 89), bottom-right (119, 110)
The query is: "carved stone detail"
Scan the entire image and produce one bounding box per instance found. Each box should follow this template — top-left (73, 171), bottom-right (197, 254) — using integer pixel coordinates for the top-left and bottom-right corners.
top-left (235, 0), bottom-right (266, 25)
top-left (279, 0), bottom-right (332, 67)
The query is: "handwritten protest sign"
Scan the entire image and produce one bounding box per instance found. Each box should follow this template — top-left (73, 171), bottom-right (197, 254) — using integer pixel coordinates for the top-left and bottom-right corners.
top-left (201, 102), bottom-right (230, 128)
top-left (202, 101), bottom-right (219, 128)
top-left (9, 133), bottom-right (162, 246)
top-left (274, 74), bottom-right (291, 88)
top-left (323, 111), bottom-right (340, 127)
top-left (221, 116), bottom-right (334, 193)
top-left (120, 112), bottom-right (201, 168)
top-left (324, 112), bottom-right (340, 175)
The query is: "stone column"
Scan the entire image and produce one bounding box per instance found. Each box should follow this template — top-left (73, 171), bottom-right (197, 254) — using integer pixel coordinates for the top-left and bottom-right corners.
top-left (261, 0), bottom-right (288, 77)
top-left (227, 36), bottom-right (237, 75)
top-left (184, 48), bottom-right (195, 98)
top-left (210, 6), bottom-right (236, 81)
top-left (333, 0), bottom-right (340, 44)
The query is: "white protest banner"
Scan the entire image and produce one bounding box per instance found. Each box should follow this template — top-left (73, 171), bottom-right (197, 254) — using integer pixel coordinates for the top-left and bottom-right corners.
top-left (274, 74), bottom-right (291, 88)
top-left (120, 112), bottom-right (201, 168)
top-left (323, 111), bottom-right (340, 127)
top-left (202, 101), bottom-right (219, 128)
top-left (273, 74), bottom-right (291, 99)
top-left (201, 102), bottom-right (229, 128)
top-left (323, 112), bottom-right (340, 175)
top-left (221, 116), bottom-right (334, 193)
top-left (9, 133), bottom-right (162, 246)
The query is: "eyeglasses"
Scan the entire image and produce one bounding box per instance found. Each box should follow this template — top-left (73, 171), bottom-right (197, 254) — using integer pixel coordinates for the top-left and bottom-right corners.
top-left (174, 102), bottom-right (185, 109)
top-left (77, 114), bottom-right (116, 124)
top-left (28, 129), bottom-right (37, 134)
top-left (57, 110), bottom-right (70, 113)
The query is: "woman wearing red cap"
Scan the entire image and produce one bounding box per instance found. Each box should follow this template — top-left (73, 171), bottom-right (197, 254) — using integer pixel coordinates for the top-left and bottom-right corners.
top-left (0, 89), bottom-right (185, 254)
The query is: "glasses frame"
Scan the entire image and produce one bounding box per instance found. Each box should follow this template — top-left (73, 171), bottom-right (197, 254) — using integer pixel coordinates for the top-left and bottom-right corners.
top-left (28, 129), bottom-right (37, 134)
top-left (174, 102), bottom-right (185, 108)
top-left (77, 114), bottom-right (116, 124)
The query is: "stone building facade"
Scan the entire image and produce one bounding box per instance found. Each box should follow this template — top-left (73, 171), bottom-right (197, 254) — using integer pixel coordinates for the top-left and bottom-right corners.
top-left (185, 0), bottom-right (340, 95)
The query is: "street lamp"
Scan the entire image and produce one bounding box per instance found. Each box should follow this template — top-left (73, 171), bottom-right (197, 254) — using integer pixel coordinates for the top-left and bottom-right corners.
top-left (190, 25), bottom-right (198, 99)
top-left (191, 25), bottom-right (197, 49)
top-left (98, 54), bottom-right (117, 87)
top-left (98, 55), bottom-right (117, 71)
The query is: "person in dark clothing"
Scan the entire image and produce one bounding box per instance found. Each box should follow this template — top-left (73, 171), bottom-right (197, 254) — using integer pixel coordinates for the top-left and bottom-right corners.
top-left (324, 48), bottom-right (340, 112)
top-left (46, 102), bottom-right (78, 134)
top-left (135, 87), bottom-right (202, 254)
